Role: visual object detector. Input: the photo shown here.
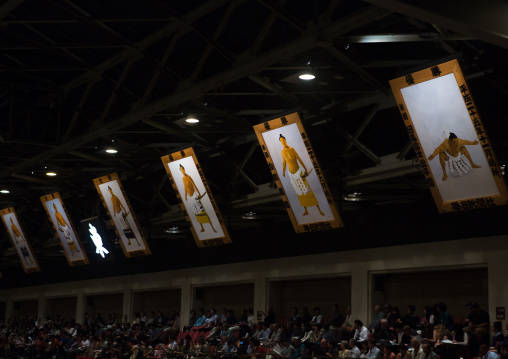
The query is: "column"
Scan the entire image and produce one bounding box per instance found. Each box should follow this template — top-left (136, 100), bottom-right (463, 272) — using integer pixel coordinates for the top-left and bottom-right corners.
top-left (351, 264), bottom-right (369, 325)
top-left (75, 292), bottom-right (85, 324)
top-left (180, 278), bottom-right (191, 330)
top-left (122, 290), bottom-right (132, 323)
top-left (5, 300), bottom-right (13, 320)
top-left (37, 296), bottom-right (46, 324)
top-left (488, 251), bottom-right (507, 325)
top-left (254, 275), bottom-right (267, 321)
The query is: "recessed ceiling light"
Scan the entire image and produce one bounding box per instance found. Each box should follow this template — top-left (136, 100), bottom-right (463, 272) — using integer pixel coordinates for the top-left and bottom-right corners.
top-left (105, 148), bottom-right (118, 154)
top-left (0, 189), bottom-right (10, 194)
top-left (186, 117), bottom-right (199, 123)
top-left (46, 172), bottom-right (57, 177)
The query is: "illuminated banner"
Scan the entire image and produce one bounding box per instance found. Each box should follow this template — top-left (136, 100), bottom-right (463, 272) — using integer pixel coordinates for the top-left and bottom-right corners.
top-left (93, 173), bottom-right (151, 257)
top-left (161, 147), bottom-right (231, 248)
top-left (40, 192), bottom-right (89, 266)
top-left (389, 59), bottom-right (508, 212)
top-left (0, 207), bottom-right (40, 273)
top-left (80, 216), bottom-right (115, 263)
top-left (253, 112), bottom-right (343, 233)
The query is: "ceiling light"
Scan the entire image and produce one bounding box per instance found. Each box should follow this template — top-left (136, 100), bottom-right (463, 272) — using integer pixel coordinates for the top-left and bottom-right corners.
top-left (299, 72), bottom-right (315, 80)
top-left (46, 172), bottom-right (57, 177)
top-left (186, 115), bottom-right (199, 123)
top-left (0, 189), bottom-right (10, 194)
top-left (299, 60), bottom-right (315, 80)
top-left (105, 148), bottom-right (118, 154)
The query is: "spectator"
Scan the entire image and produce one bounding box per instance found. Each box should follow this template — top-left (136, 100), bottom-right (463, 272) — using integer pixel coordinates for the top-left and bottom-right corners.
top-left (417, 342), bottom-right (437, 359)
top-left (281, 338), bottom-right (295, 358)
top-left (402, 306), bottom-right (420, 330)
top-left (374, 319), bottom-right (393, 342)
top-left (292, 336), bottom-right (306, 359)
top-left (394, 323), bottom-right (411, 346)
top-left (479, 344), bottom-right (500, 359)
top-left (349, 338), bottom-right (361, 358)
top-left (493, 321), bottom-right (505, 349)
top-left (366, 338), bottom-right (381, 359)
top-left (264, 307), bottom-right (276, 328)
top-left (370, 305), bottom-right (385, 331)
top-left (436, 303), bottom-right (453, 331)
top-left (338, 340), bottom-right (351, 359)
top-left (311, 307), bottom-right (323, 325)
top-left (465, 302), bottom-right (490, 346)
top-left (354, 320), bottom-right (370, 342)
top-left (330, 304), bottom-right (344, 330)
top-left (301, 307), bottom-right (312, 325)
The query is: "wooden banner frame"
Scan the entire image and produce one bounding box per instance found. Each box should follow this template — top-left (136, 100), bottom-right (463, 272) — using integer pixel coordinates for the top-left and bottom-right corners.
top-left (389, 59), bottom-right (508, 212)
top-left (253, 112), bottom-right (343, 233)
top-left (40, 192), bottom-right (89, 266)
top-left (161, 147), bottom-right (232, 248)
top-left (93, 173), bottom-right (151, 257)
top-left (0, 207), bottom-right (40, 273)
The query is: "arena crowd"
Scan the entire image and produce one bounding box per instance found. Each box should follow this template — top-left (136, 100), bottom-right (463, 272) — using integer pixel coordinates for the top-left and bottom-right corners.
top-left (1, 302), bottom-right (507, 359)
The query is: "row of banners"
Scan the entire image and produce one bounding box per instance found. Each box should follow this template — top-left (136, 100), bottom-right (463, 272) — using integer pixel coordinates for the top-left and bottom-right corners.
top-left (2, 59), bottom-right (507, 275)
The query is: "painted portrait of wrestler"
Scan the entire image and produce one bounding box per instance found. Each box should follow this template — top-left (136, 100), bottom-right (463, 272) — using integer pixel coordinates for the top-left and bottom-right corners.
top-left (42, 195), bottom-right (88, 265)
top-left (166, 156), bottom-right (225, 241)
top-left (97, 178), bottom-right (148, 253)
top-left (401, 73), bottom-right (499, 202)
top-left (261, 123), bottom-right (335, 225)
top-left (0, 209), bottom-right (40, 272)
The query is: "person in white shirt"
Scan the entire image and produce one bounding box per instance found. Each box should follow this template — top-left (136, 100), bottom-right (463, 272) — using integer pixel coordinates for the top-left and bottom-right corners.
top-left (366, 339), bottom-right (381, 359)
top-left (310, 307), bottom-right (323, 325)
top-left (353, 320), bottom-right (371, 342)
top-left (349, 339), bottom-right (361, 358)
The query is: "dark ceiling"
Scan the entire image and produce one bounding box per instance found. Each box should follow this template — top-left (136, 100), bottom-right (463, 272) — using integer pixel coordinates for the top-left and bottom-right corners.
top-left (0, 0), bottom-right (508, 288)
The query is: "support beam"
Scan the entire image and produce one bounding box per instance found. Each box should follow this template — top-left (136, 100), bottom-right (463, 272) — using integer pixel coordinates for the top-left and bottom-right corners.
top-left (63, 82), bottom-right (94, 141)
top-left (332, 124), bottom-right (382, 165)
top-left (249, 74), bottom-right (320, 113)
top-left (63, 0), bottom-right (233, 92)
top-left (142, 119), bottom-right (209, 148)
top-left (0, 6), bottom-right (391, 180)
top-left (251, 0), bottom-right (285, 55)
top-left (364, 0), bottom-right (508, 50)
top-left (344, 153), bottom-right (420, 186)
top-left (0, 0), bottom-right (24, 19)
top-left (141, 33), bottom-right (180, 104)
top-left (342, 103), bottom-right (380, 154)
top-left (318, 42), bottom-right (391, 95)
top-left (191, 1), bottom-right (237, 81)
top-left (67, 150), bottom-right (133, 170)
top-left (97, 58), bottom-right (133, 123)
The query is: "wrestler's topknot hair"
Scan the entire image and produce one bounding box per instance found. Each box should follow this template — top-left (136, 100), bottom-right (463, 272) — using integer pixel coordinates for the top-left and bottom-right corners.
top-left (180, 164), bottom-right (184, 169)
top-left (279, 134), bottom-right (286, 140)
top-left (449, 132), bottom-right (457, 140)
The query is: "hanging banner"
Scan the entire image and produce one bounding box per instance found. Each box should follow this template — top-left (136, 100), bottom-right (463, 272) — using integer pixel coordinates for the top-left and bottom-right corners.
top-left (389, 59), bottom-right (508, 212)
top-left (0, 207), bottom-right (40, 273)
top-left (40, 192), bottom-right (89, 266)
top-left (161, 147), bottom-right (231, 248)
top-left (93, 173), bottom-right (151, 257)
top-left (253, 112), bottom-right (343, 233)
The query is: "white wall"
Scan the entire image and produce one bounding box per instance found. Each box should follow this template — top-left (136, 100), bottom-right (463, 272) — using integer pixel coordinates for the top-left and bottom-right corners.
top-left (0, 235), bottom-right (506, 336)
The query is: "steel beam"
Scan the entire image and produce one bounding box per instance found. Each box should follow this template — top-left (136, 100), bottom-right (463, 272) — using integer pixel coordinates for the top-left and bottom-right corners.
top-left (364, 0), bottom-right (508, 50)
top-left (0, 6), bottom-right (391, 180)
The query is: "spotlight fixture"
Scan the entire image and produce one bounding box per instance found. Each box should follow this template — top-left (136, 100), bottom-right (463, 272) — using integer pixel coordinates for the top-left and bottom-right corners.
top-left (299, 72), bottom-right (315, 80)
top-left (46, 171), bottom-right (57, 177)
top-left (105, 139), bottom-right (118, 154)
top-left (298, 60), bottom-right (315, 80)
top-left (242, 211), bottom-right (258, 220)
top-left (185, 115), bottom-right (199, 123)
top-left (0, 189), bottom-right (10, 194)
